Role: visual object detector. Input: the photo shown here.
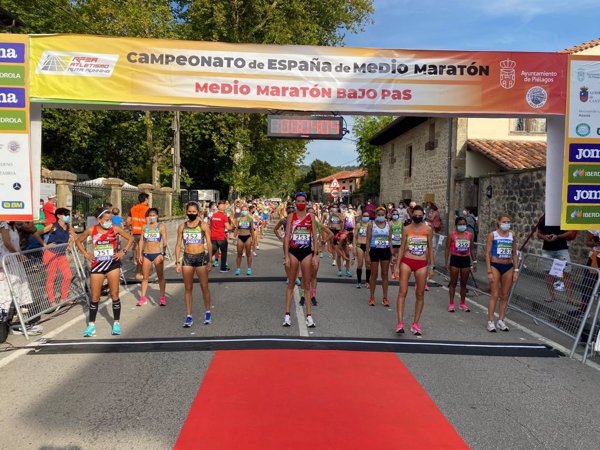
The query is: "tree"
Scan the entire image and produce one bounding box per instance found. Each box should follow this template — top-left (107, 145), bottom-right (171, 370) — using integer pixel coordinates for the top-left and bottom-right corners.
top-left (295, 159), bottom-right (336, 195)
top-left (352, 116), bottom-right (395, 194)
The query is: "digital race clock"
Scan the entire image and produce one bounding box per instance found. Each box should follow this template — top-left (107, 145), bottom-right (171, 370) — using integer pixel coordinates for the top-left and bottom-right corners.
top-left (267, 115), bottom-right (344, 140)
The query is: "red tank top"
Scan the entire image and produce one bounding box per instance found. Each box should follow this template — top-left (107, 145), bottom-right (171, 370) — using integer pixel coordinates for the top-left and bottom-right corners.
top-left (91, 225), bottom-right (118, 266)
top-left (289, 213), bottom-right (313, 249)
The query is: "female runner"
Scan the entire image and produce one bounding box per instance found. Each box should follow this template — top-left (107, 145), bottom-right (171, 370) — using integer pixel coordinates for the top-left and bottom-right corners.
top-left (393, 205), bottom-right (434, 335)
top-left (175, 202), bottom-right (213, 327)
top-left (283, 193), bottom-right (319, 328)
top-left (365, 207), bottom-right (392, 307)
top-left (445, 216), bottom-right (476, 312)
top-left (137, 208), bottom-right (168, 307)
top-left (485, 214), bottom-right (518, 332)
top-left (76, 210), bottom-right (133, 337)
top-left (389, 209), bottom-right (404, 279)
top-left (354, 209), bottom-right (371, 288)
top-left (234, 204), bottom-right (254, 276)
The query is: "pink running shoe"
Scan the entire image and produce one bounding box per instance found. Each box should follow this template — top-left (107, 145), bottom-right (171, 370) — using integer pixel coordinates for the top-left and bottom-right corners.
top-left (410, 322), bottom-right (422, 335)
top-left (395, 321), bottom-right (405, 334)
top-left (459, 303), bottom-right (470, 312)
top-left (448, 304), bottom-right (455, 312)
top-left (136, 296), bottom-right (147, 307)
top-left (159, 296), bottom-right (167, 306)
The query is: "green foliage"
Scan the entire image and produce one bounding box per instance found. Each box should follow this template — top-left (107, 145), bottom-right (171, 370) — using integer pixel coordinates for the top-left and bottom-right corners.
top-left (352, 116), bottom-right (395, 194)
top-left (3, 0), bottom-right (375, 197)
top-left (295, 159), bottom-right (336, 194)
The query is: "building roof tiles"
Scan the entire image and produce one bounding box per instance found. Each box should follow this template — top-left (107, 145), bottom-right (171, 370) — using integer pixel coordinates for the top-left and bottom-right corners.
top-left (467, 139), bottom-right (546, 170)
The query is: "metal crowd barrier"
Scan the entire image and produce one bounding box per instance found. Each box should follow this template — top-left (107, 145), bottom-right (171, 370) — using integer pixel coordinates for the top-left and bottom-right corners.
top-left (1, 243), bottom-right (88, 339)
top-left (432, 233), bottom-right (600, 363)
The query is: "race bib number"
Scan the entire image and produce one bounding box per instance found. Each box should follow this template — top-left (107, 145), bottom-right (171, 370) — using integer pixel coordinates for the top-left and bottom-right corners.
top-left (392, 234), bottom-right (402, 245)
top-left (455, 239), bottom-right (470, 253)
top-left (93, 243), bottom-right (114, 261)
top-left (408, 237), bottom-right (427, 257)
top-left (144, 229), bottom-right (161, 242)
top-left (497, 243), bottom-right (512, 259)
top-left (375, 236), bottom-right (389, 249)
top-left (292, 229), bottom-right (311, 246)
top-left (183, 230), bottom-right (203, 245)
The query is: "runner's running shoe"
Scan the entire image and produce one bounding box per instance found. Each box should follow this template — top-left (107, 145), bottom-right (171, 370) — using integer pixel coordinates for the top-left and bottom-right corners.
top-left (159, 296), bottom-right (166, 306)
top-left (332, 260), bottom-right (337, 266)
top-left (246, 268), bottom-right (252, 276)
top-left (458, 303), bottom-right (470, 312)
top-left (212, 260), bottom-right (219, 267)
top-left (395, 321), bottom-right (404, 334)
top-left (410, 322), bottom-right (422, 336)
top-left (234, 268), bottom-right (241, 276)
top-left (295, 278), bottom-right (301, 286)
top-left (136, 296), bottom-right (147, 307)
top-left (183, 315), bottom-right (193, 328)
top-left (112, 322), bottom-right (121, 335)
top-left (368, 297), bottom-right (375, 306)
top-left (346, 270), bottom-right (352, 277)
top-left (356, 283), bottom-right (361, 289)
top-left (306, 315), bottom-right (316, 328)
top-left (448, 304), bottom-right (455, 312)
top-left (496, 319), bottom-right (509, 331)
top-left (83, 323), bottom-right (96, 337)
top-left (311, 297), bottom-right (318, 306)
top-left (204, 311), bottom-right (212, 325)
top-left (299, 296), bottom-right (305, 306)
top-left (282, 314), bottom-right (291, 327)
top-left (338, 270), bottom-right (343, 277)
top-left (487, 320), bottom-right (496, 332)
top-left (382, 298), bottom-right (390, 307)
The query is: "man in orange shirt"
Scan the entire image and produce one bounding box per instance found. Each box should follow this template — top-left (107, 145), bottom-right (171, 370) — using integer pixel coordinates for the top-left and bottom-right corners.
top-left (127, 193), bottom-right (150, 280)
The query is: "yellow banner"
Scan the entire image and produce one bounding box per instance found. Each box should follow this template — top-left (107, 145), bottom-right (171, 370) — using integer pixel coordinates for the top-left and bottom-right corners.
top-left (29, 34), bottom-right (568, 115)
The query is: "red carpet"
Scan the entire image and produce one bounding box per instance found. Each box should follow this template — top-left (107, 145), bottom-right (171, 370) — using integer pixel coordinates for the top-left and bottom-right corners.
top-left (175, 350), bottom-right (468, 449)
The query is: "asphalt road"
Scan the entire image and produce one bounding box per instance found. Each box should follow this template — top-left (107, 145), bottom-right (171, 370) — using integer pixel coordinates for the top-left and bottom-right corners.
top-left (1, 224), bottom-right (599, 449)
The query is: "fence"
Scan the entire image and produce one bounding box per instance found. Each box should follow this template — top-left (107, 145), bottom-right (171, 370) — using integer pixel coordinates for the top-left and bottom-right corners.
top-left (433, 233), bottom-right (600, 363)
top-left (121, 185), bottom-right (141, 217)
top-left (152, 191), bottom-right (168, 217)
top-left (1, 243), bottom-right (88, 339)
top-left (72, 181), bottom-right (112, 227)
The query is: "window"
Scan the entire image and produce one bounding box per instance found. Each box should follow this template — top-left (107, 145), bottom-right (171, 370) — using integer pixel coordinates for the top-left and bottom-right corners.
top-left (389, 143), bottom-right (396, 165)
top-left (425, 122), bottom-right (437, 150)
top-left (404, 145), bottom-right (413, 179)
top-left (510, 118), bottom-right (546, 134)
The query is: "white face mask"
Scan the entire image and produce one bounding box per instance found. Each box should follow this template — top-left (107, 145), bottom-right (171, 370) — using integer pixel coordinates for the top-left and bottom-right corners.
top-left (149, 216), bottom-right (158, 223)
top-left (500, 223), bottom-right (511, 231)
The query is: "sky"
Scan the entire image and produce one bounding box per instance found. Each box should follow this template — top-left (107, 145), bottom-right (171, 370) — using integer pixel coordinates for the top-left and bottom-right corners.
top-left (304, 0), bottom-right (600, 166)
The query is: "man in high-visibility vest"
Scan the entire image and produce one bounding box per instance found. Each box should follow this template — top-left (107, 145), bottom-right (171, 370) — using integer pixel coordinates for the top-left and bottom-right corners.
top-left (127, 193), bottom-right (150, 280)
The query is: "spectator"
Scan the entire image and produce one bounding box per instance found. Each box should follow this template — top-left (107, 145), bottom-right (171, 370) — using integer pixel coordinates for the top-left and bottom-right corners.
top-left (581, 230), bottom-right (600, 312)
top-left (364, 199), bottom-right (377, 220)
top-left (43, 194), bottom-right (57, 226)
top-left (210, 199), bottom-right (232, 272)
top-left (463, 207), bottom-right (478, 242)
top-left (111, 207), bottom-right (123, 227)
top-left (127, 193), bottom-right (150, 280)
top-left (536, 214), bottom-right (576, 303)
top-left (35, 198), bottom-right (45, 232)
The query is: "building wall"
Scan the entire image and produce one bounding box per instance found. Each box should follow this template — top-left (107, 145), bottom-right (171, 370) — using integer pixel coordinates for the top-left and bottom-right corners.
top-left (380, 118), bottom-right (452, 213)
top-left (475, 168), bottom-right (589, 263)
top-left (466, 118), bottom-right (547, 141)
top-left (466, 150), bottom-right (502, 177)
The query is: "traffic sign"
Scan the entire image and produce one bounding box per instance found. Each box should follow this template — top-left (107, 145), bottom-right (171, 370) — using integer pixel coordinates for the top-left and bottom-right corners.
top-left (330, 178), bottom-right (340, 189)
top-left (331, 189), bottom-right (340, 198)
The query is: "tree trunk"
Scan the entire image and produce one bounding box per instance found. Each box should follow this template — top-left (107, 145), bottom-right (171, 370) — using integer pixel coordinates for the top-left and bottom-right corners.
top-left (145, 111), bottom-right (160, 187)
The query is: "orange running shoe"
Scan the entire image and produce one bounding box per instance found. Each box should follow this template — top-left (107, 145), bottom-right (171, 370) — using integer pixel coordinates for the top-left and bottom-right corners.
top-left (368, 297), bottom-right (375, 306)
top-left (382, 297), bottom-right (390, 307)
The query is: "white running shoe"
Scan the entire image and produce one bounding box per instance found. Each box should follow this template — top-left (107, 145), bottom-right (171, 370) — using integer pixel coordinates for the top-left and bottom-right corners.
top-left (487, 320), bottom-right (497, 332)
top-left (496, 319), bottom-right (509, 331)
top-left (306, 315), bottom-right (316, 328)
top-left (282, 314), bottom-right (291, 327)
top-left (332, 261), bottom-right (337, 266)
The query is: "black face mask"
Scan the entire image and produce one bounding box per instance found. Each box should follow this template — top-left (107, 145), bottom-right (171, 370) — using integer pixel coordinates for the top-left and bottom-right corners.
top-left (187, 213), bottom-right (198, 221)
top-left (412, 216), bottom-right (424, 223)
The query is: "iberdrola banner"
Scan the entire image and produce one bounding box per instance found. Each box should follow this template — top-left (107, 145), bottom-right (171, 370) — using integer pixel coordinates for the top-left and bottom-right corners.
top-left (29, 34), bottom-right (568, 115)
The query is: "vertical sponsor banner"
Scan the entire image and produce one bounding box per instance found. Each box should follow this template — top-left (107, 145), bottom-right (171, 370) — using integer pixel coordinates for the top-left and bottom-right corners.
top-left (562, 56), bottom-right (600, 229)
top-left (0, 34), bottom-right (32, 221)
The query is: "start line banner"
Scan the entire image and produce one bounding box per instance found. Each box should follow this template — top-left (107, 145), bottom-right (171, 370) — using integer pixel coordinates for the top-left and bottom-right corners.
top-left (29, 34), bottom-right (567, 115)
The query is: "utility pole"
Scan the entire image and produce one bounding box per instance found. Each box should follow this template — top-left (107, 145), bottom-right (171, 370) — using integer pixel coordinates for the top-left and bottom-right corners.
top-left (172, 111), bottom-right (181, 193)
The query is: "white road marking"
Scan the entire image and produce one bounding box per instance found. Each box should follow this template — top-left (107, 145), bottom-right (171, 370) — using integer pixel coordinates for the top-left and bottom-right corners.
top-left (293, 286), bottom-right (309, 337)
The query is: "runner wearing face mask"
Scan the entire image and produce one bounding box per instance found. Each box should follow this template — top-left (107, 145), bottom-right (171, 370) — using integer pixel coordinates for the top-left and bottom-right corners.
top-left (76, 210), bottom-right (134, 337)
top-left (485, 214), bottom-right (519, 332)
top-left (365, 207), bottom-right (392, 307)
top-left (305, 206), bottom-right (334, 306)
top-left (389, 209), bottom-right (404, 280)
top-left (393, 205), bottom-right (434, 336)
top-left (354, 210), bottom-right (371, 288)
top-left (445, 216), bottom-right (476, 313)
top-left (175, 202), bottom-right (213, 328)
top-left (327, 204), bottom-right (343, 270)
top-left (234, 205), bottom-right (254, 276)
top-left (137, 208), bottom-right (168, 307)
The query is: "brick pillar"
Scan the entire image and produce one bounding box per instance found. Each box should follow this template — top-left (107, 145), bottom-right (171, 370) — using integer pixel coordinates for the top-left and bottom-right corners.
top-left (138, 183), bottom-right (155, 206)
top-left (104, 178), bottom-right (125, 213)
top-left (48, 170), bottom-right (77, 209)
top-left (160, 187), bottom-right (174, 218)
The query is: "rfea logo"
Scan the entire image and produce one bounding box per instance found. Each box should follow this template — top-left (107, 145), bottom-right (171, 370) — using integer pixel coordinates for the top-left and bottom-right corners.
top-left (36, 51), bottom-right (119, 77)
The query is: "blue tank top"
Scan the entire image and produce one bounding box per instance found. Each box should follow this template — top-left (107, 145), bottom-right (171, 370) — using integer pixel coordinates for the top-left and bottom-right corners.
top-left (491, 231), bottom-right (513, 259)
top-left (47, 224), bottom-right (70, 245)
